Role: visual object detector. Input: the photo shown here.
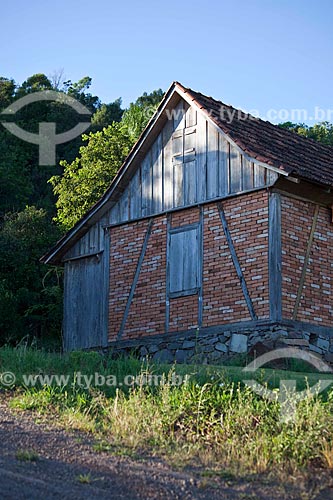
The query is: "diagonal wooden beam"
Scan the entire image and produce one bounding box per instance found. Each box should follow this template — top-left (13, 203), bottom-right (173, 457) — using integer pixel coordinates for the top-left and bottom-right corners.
top-left (292, 204), bottom-right (319, 320)
top-left (217, 202), bottom-right (257, 320)
top-left (117, 219), bottom-right (154, 340)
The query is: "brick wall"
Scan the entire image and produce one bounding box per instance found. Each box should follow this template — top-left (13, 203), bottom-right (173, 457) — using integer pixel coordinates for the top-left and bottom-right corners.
top-left (203, 191), bottom-right (269, 325)
top-left (109, 220), bottom-right (147, 340)
top-left (109, 217), bottom-right (167, 341)
top-left (281, 195), bottom-right (333, 325)
top-left (108, 190), bottom-right (270, 341)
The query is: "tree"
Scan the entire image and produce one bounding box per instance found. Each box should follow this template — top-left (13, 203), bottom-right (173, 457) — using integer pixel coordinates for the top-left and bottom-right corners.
top-left (0, 77), bottom-right (15, 110)
top-left (50, 123), bottom-right (133, 229)
top-left (48, 68), bottom-right (65, 90)
top-left (0, 73), bottom-right (114, 218)
top-left (50, 88), bottom-right (165, 229)
top-left (91, 99), bottom-right (124, 130)
top-left (63, 76), bottom-right (100, 112)
top-left (306, 122), bottom-right (333, 146)
top-left (15, 73), bottom-right (53, 98)
top-left (279, 121), bottom-right (333, 147)
top-left (135, 88), bottom-right (164, 108)
top-left (122, 88), bottom-right (164, 142)
top-left (0, 206), bottom-right (62, 344)
top-left (0, 130), bottom-right (33, 216)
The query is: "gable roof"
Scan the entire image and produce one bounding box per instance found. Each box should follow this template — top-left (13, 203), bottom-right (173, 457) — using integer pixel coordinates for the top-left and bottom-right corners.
top-left (42, 81), bottom-right (333, 264)
top-left (177, 82), bottom-right (333, 187)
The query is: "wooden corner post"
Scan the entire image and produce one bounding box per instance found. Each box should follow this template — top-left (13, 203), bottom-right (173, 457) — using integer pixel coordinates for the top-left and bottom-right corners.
top-left (269, 191), bottom-right (282, 321)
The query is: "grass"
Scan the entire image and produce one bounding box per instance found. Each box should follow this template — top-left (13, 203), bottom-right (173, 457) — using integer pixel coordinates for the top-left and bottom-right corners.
top-left (321, 440), bottom-right (333, 469)
top-left (16, 449), bottom-right (39, 462)
top-left (0, 345), bottom-right (331, 394)
top-left (2, 346), bottom-right (333, 477)
top-left (92, 441), bottom-right (112, 453)
top-left (76, 473), bottom-right (93, 484)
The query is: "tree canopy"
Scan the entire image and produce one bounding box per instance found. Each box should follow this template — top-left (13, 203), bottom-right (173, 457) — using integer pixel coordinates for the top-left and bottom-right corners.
top-left (50, 88), bottom-right (165, 229)
top-left (0, 206), bottom-right (62, 344)
top-left (279, 121), bottom-right (333, 147)
top-left (0, 73), bottom-right (164, 345)
top-left (50, 124), bottom-right (133, 229)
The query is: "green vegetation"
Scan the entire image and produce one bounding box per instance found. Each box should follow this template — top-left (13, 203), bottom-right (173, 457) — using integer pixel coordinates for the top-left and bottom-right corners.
top-left (76, 473), bottom-right (92, 484)
top-left (50, 88), bottom-right (164, 229)
top-left (2, 347), bottom-right (333, 476)
top-left (0, 73), bottom-right (163, 345)
top-left (0, 207), bottom-right (62, 343)
top-left (49, 123), bottom-right (133, 229)
top-left (16, 449), bottom-right (39, 462)
top-left (279, 121), bottom-right (333, 146)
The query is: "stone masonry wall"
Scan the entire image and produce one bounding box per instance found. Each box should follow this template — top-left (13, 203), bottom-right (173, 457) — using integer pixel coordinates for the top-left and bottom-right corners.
top-left (109, 324), bottom-right (333, 365)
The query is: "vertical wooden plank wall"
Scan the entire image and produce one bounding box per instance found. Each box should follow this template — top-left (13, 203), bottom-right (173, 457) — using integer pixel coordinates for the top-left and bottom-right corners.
top-left (107, 99), bottom-right (278, 226)
top-left (163, 116), bottom-right (174, 211)
top-left (206, 123), bottom-right (219, 199)
top-left (62, 214), bottom-right (111, 350)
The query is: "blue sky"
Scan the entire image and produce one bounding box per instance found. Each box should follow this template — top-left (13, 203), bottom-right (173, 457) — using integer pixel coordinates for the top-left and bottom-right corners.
top-left (2, 0), bottom-right (332, 124)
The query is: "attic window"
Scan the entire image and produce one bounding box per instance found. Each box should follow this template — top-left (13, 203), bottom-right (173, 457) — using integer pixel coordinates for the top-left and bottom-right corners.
top-left (168, 224), bottom-right (200, 297)
top-left (172, 128), bottom-right (196, 164)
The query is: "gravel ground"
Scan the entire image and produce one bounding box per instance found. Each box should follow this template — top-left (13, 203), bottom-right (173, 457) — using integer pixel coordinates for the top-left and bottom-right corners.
top-left (0, 394), bottom-right (332, 499)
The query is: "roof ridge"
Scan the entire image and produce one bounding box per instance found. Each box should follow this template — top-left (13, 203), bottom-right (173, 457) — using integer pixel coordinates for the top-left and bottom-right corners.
top-left (179, 84), bottom-right (333, 155)
top-left (42, 81), bottom-right (333, 264)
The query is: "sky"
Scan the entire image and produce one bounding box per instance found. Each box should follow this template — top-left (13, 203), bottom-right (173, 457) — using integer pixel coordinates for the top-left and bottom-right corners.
top-left (1, 0), bottom-right (333, 124)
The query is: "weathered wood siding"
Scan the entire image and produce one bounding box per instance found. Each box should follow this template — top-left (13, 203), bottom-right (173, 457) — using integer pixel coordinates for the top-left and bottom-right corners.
top-left (108, 99), bottom-right (278, 225)
top-left (64, 215), bottom-right (109, 260)
top-left (62, 217), bottom-right (110, 350)
top-left (168, 224), bottom-right (200, 296)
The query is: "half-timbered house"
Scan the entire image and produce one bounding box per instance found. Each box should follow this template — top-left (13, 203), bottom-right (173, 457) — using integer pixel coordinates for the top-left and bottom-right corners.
top-left (42, 82), bottom-right (333, 362)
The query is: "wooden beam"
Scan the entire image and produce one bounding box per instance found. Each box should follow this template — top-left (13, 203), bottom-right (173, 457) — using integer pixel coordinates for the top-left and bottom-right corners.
top-left (292, 204), bottom-right (319, 320)
top-left (217, 202), bottom-right (257, 320)
top-left (106, 187), bottom-right (268, 229)
top-left (165, 214), bottom-right (171, 334)
top-left (198, 206), bottom-right (204, 328)
top-left (62, 250), bottom-right (103, 263)
top-left (117, 219), bottom-right (154, 340)
top-left (269, 192), bottom-right (282, 321)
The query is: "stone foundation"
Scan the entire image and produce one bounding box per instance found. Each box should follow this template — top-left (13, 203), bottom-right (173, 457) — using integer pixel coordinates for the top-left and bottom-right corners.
top-left (108, 322), bottom-right (333, 365)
